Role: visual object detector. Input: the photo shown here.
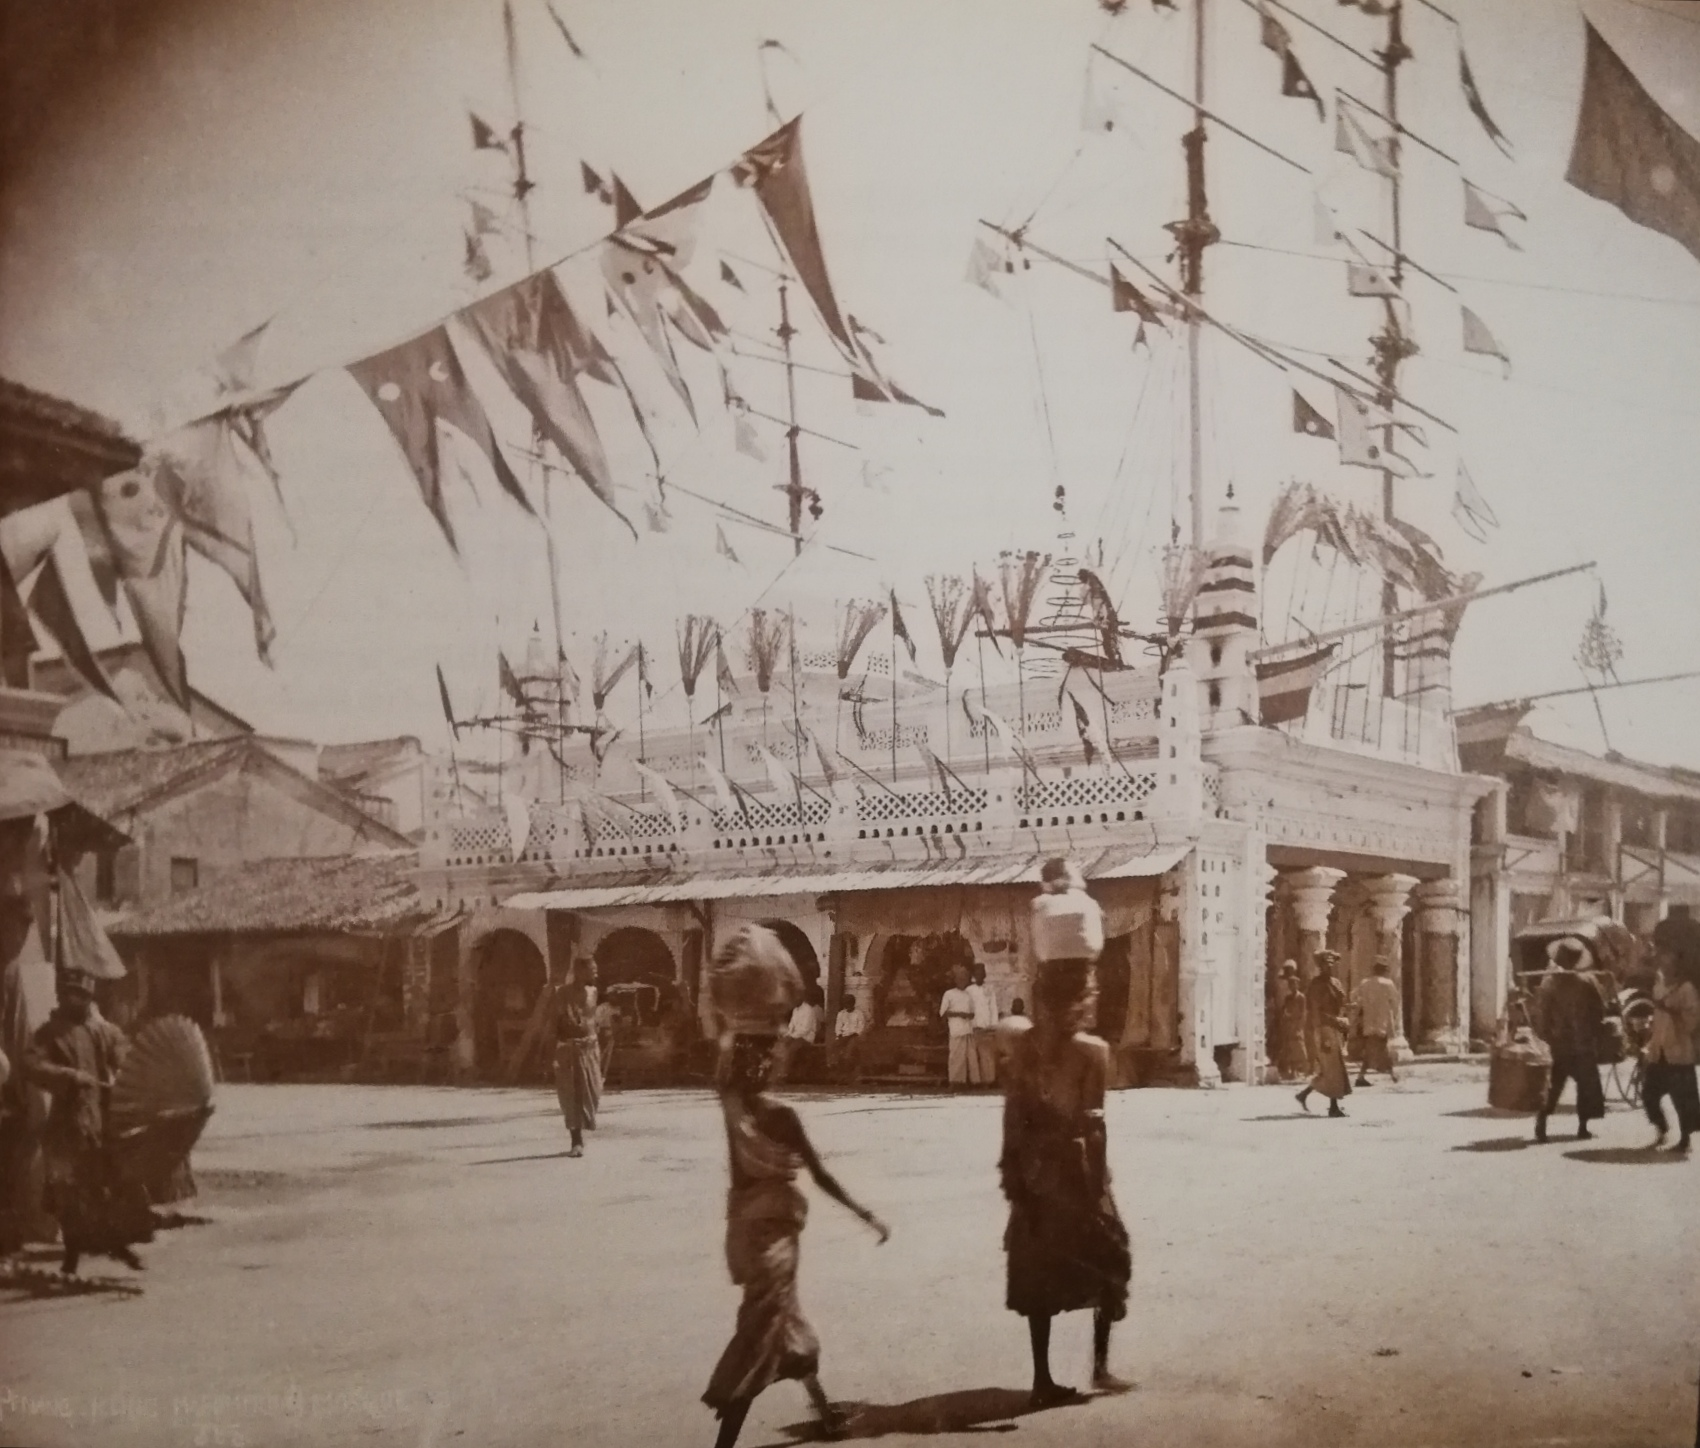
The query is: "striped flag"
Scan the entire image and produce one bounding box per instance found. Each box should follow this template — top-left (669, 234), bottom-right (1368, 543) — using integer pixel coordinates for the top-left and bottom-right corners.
top-left (1256, 645), bottom-right (1337, 726)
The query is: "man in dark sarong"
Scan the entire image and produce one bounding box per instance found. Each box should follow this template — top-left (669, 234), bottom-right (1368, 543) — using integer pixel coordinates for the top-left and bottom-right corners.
top-left (24, 966), bottom-right (150, 1274)
top-left (552, 978), bottom-right (601, 1158)
top-left (1296, 951), bottom-right (1351, 1118)
top-left (1532, 937), bottom-right (1610, 1144)
top-left (1000, 957), bottom-right (1133, 1408)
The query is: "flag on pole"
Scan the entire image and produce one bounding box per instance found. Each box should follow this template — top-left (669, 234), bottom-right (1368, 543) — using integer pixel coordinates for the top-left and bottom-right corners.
top-left (610, 174), bottom-right (643, 228)
top-left (1463, 179), bottom-right (1526, 250)
top-left (1333, 385), bottom-right (1420, 476)
top-left (890, 590), bottom-right (917, 664)
top-left (715, 636), bottom-right (739, 696)
top-left (1258, 6), bottom-right (1323, 120)
top-left (633, 760), bottom-right (684, 834)
top-left (1069, 693), bottom-right (1108, 767)
top-left (1461, 305), bottom-right (1511, 376)
top-left (1346, 260), bottom-right (1399, 297)
top-left (1566, 21), bottom-right (1700, 265)
top-left (715, 525), bottom-right (741, 565)
top-left (1293, 389), bottom-right (1335, 439)
top-left (1335, 99), bottom-right (1396, 178)
top-left (965, 236), bottom-right (1006, 300)
top-left (1256, 644), bottom-right (1337, 725)
top-left (1452, 459), bottom-right (1500, 542)
top-left (470, 113), bottom-right (507, 151)
top-left (699, 754), bottom-right (740, 819)
top-left (1110, 264), bottom-right (1165, 326)
top-left (1460, 47), bottom-right (1512, 157)
top-left (464, 231), bottom-right (493, 283)
top-left (808, 727), bottom-right (841, 789)
top-left (435, 664), bottom-right (461, 738)
top-left (581, 162), bottom-right (612, 202)
top-left (757, 745), bottom-right (795, 799)
top-left (1313, 194), bottom-right (1343, 246)
top-left (733, 410), bottom-right (767, 461)
top-left (720, 260), bottom-right (745, 292)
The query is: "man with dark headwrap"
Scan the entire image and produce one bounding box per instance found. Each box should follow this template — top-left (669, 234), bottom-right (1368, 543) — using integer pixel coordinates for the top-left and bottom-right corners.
top-left (1532, 937), bottom-right (1610, 1144)
top-left (25, 966), bottom-right (151, 1274)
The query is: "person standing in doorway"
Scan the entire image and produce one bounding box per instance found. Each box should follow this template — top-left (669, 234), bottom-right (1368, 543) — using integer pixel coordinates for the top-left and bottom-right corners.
top-left (1000, 957), bottom-right (1132, 1406)
top-left (1273, 962), bottom-right (1309, 1082)
top-left (1643, 937), bottom-right (1699, 1154)
top-left (940, 965), bottom-right (976, 1090)
top-left (1532, 937), bottom-right (1610, 1144)
top-left (831, 993), bottom-right (866, 1083)
top-left (702, 925), bottom-right (889, 1448)
top-left (552, 976), bottom-right (601, 1159)
top-left (968, 963), bottom-right (1000, 1087)
top-left (1352, 958), bottom-right (1401, 1087)
top-left (1296, 951), bottom-right (1351, 1118)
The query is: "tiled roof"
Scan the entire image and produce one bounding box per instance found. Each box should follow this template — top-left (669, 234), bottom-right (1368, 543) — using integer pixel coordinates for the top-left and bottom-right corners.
top-left (60, 739), bottom-right (249, 818)
top-left (110, 852), bottom-right (429, 938)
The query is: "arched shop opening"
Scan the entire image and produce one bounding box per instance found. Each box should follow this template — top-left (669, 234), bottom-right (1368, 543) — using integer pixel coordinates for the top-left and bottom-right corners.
top-left (473, 929), bottom-right (548, 1076)
top-left (593, 926), bottom-right (678, 1033)
top-left (757, 918), bottom-right (821, 999)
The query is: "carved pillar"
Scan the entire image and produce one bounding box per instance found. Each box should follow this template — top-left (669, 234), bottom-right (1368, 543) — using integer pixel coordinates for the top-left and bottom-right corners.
top-left (1286, 866), bottom-right (1345, 981)
top-left (1364, 874), bottom-right (1419, 1060)
top-left (1253, 858), bottom-right (1279, 1083)
top-left (1413, 877), bottom-right (1464, 1055)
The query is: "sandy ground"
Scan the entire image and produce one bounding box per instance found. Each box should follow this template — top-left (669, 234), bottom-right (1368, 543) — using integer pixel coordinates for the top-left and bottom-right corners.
top-left (1, 1067), bottom-right (1697, 1448)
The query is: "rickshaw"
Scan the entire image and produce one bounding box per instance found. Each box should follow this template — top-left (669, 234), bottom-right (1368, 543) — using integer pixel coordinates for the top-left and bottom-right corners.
top-left (1511, 915), bottom-right (1655, 1107)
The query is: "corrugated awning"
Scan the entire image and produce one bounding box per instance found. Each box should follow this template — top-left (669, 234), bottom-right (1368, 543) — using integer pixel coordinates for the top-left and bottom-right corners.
top-left (501, 842), bottom-right (1191, 913)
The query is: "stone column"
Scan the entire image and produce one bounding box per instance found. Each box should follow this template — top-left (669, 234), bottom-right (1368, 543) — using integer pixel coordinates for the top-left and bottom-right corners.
top-left (1364, 874), bottom-right (1419, 1060)
top-left (1286, 866), bottom-right (1345, 981)
top-left (1413, 877), bottom-right (1465, 1055)
top-left (1252, 858), bottom-right (1279, 1084)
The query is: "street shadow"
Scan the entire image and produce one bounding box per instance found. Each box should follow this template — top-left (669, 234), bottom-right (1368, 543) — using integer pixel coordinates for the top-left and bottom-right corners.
top-left (765, 1386), bottom-right (1088, 1443)
top-left (1443, 1107), bottom-right (1531, 1120)
top-left (151, 1210), bottom-right (214, 1231)
top-left (1452, 1136), bottom-right (1533, 1153)
top-left (0, 1264), bottom-right (145, 1302)
top-left (1565, 1147), bottom-right (1688, 1166)
top-left (467, 1150), bottom-right (578, 1166)
top-left (1242, 1113), bottom-right (1327, 1123)
top-left (369, 1112), bottom-right (555, 1131)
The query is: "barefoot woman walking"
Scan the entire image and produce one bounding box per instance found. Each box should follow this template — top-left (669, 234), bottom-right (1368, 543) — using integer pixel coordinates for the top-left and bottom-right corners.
top-left (703, 925), bottom-right (889, 1448)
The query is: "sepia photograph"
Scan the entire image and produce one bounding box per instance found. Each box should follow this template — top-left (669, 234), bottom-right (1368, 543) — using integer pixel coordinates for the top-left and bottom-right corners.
top-left (0, 0), bottom-right (1698, 1443)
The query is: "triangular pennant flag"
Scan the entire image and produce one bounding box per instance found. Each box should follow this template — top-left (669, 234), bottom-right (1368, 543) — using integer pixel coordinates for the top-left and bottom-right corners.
top-left (499, 650), bottom-right (527, 711)
top-left (209, 319), bottom-right (270, 397)
top-left (463, 231), bottom-right (493, 283)
top-left (28, 552), bottom-right (117, 701)
top-left (1281, 48), bottom-right (1324, 120)
top-left (470, 113), bottom-right (506, 152)
top-left (1080, 60), bottom-right (1121, 133)
top-left (633, 760), bottom-right (683, 834)
top-left (643, 496), bottom-right (672, 533)
top-left (1461, 305), bottom-right (1511, 376)
top-left (544, 1), bottom-right (587, 60)
top-left (1335, 99), bottom-right (1397, 179)
top-left (734, 118), bottom-right (855, 355)
top-left (581, 161), bottom-right (612, 203)
top-left (1293, 389), bottom-right (1335, 439)
top-left (1347, 260), bottom-right (1399, 297)
top-left (1452, 458), bottom-right (1500, 543)
top-left (715, 524), bottom-right (741, 565)
top-left (1463, 179), bottom-right (1525, 250)
top-left (1313, 194), bottom-right (1343, 247)
top-left (468, 199), bottom-right (500, 236)
top-left (1110, 264), bottom-right (1165, 325)
top-left (1461, 46), bottom-right (1512, 158)
top-left (611, 174), bottom-right (643, 229)
top-left (890, 589), bottom-right (917, 664)
top-left (601, 237), bottom-right (728, 415)
top-left (757, 744), bottom-right (794, 799)
top-left (720, 259), bottom-right (745, 292)
top-left (347, 324), bottom-right (531, 550)
top-left (638, 642), bottom-right (653, 699)
top-left (1566, 21), bottom-right (1699, 265)
top-left (57, 868), bottom-right (126, 980)
top-left (733, 410), bottom-right (767, 461)
top-left (965, 236), bottom-right (1006, 300)
top-left (846, 317), bottom-right (943, 417)
top-left (716, 636), bottom-right (739, 697)
top-left (150, 415), bottom-right (277, 663)
top-left (435, 663), bottom-right (461, 738)
top-left (1069, 694), bottom-right (1103, 767)
top-left (809, 727), bottom-right (841, 788)
top-left (1333, 384), bottom-right (1419, 476)
top-left (461, 272), bottom-right (631, 534)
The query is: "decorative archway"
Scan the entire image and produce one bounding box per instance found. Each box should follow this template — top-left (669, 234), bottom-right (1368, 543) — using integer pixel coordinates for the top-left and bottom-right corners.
top-left (593, 927), bottom-right (677, 1030)
top-left (472, 929), bottom-right (547, 1076)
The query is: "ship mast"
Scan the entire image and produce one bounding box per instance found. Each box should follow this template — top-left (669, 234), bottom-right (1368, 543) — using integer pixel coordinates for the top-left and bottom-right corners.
top-left (1374, 0), bottom-right (1414, 696)
top-left (1175, 0), bottom-right (1220, 553)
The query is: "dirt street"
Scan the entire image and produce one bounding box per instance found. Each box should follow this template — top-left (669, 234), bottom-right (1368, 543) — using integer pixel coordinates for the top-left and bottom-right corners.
top-left (2, 1068), bottom-right (1696, 1448)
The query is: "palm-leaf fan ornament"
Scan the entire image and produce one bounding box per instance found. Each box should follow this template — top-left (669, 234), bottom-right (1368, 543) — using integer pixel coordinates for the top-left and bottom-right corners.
top-left (747, 610), bottom-right (789, 695)
top-left (676, 615), bottom-right (718, 699)
top-left (108, 1015), bottom-right (216, 1205)
top-left (834, 599), bottom-right (887, 681)
top-left (926, 575), bottom-right (972, 761)
top-left (1160, 531), bottom-right (1205, 659)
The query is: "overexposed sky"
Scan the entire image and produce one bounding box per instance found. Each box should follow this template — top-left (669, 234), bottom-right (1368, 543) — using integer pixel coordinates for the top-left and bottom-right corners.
top-left (1, 0), bottom-right (1697, 766)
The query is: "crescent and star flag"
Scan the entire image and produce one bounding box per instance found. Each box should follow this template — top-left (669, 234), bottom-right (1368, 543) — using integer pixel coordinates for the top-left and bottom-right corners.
top-left (1314, 195), bottom-right (1343, 246)
top-left (1460, 47), bottom-right (1512, 157)
top-left (1110, 264), bottom-right (1165, 327)
top-left (1258, 5), bottom-right (1323, 120)
top-left (1453, 459), bottom-right (1500, 543)
top-left (1336, 99), bottom-right (1396, 179)
top-left (1293, 390), bottom-right (1335, 439)
top-left (1256, 644), bottom-right (1337, 726)
top-left (1461, 305), bottom-right (1511, 377)
top-left (348, 325), bottom-right (529, 552)
top-left (1566, 20), bottom-right (1700, 267)
top-left (435, 664), bottom-right (461, 738)
top-left (632, 760), bottom-right (683, 834)
top-left (1333, 385), bottom-right (1420, 477)
top-left (1463, 180), bottom-right (1526, 250)
top-left (1346, 261), bottom-right (1398, 297)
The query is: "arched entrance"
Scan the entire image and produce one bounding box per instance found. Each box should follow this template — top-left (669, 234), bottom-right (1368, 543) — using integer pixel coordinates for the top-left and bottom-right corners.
top-left (593, 926), bottom-right (676, 1029)
top-left (473, 929), bottom-right (547, 1076)
top-left (757, 919), bottom-right (821, 998)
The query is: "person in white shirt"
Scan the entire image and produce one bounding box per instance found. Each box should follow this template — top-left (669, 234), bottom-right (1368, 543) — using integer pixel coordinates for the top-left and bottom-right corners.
top-left (1029, 859), bottom-right (1104, 971)
top-left (773, 989), bottom-right (824, 1085)
top-left (939, 964), bottom-right (977, 1088)
top-left (1350, 958), bottom-right (1401, 1086)
top-left (831, 994), bottom-right (867, 1082)
top-left (967, 964), bottom-right (999, 1086)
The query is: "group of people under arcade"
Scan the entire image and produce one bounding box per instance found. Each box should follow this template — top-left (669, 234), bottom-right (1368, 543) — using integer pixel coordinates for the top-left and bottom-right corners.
top-left (697, 856), bottom-right (1131, 1445)
top-left (1270, 952), bottom-right (1403, 1117)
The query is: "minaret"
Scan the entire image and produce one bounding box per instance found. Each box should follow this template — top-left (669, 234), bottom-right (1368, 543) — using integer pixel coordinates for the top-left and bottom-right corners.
top-left (1186, 492), bottom-right (1259, 730)
top-left (1153, 656), bottom-right (1204, 825)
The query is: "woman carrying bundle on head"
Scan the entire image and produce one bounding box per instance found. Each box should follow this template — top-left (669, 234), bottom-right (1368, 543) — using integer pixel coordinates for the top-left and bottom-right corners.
top-left (701, 924), bottom-right (889, 1448)
top-left (1001, 858), bottom-right (1133, 1408)
top-left (552, 965), bottom-right (602, 1159)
